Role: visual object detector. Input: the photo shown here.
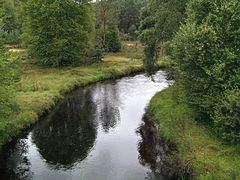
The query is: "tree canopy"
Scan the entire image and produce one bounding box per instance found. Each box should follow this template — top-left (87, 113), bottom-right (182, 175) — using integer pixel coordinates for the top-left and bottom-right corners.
top-left (172, 0), bottom-right (240, 142)
top-left (139, 0), bottom-right (188, 73)
top-left (23, 0), bottom-right (95, 67)
top-left (95, 0), bottom-right (122, 52)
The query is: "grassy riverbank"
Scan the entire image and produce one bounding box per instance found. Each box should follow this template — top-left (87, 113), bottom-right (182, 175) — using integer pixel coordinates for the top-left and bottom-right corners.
top-left (148, 85), bottom-right (240, 179)
top-left (0, 51), bottom-right (144, 149)
top-left (1, 41), bottom-right (175, 149)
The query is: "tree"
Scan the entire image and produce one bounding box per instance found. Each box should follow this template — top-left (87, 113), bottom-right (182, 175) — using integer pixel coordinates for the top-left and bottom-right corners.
top-left (139, 0), bottom-right (188, 73)
top-left (0, 0), bottom-right (23, 44)
top-left (106, 21), bottom-right (121, 52)
top-left (128, 24), bottom-right (137, 40)
top-left (0, 14), bottom-right (18, 116)
top-left (172, 0), bottom-right (240, 142)
top-left (95, 0), bottom-right (121, 52)
top-left (118, 0), bottom-right (146, 34)
top-left (23, 0), bottom-right (95, 67)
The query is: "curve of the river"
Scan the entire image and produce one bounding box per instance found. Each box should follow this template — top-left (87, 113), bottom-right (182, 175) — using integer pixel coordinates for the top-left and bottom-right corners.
top-left (0, 71), bottom-right (174, 180)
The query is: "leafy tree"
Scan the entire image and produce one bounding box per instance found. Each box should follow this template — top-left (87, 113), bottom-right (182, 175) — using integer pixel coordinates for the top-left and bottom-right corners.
top-left (0, 49), bottom-right (17, 116)
top-left (0, 8), bottom-right (5, 45)
top-left (128, 24), bottom-right (138, 40)
top-left (95, 0), bottom-right (111, 49)
top-left (0, 15), bottom-right (18, 116)
top-left (23, 0), bottom-right (95, 67)
top-left (106, 21), bottom-right (121, 52)
top-left (0, 0), bottom-right (23, 44)
top-left (172, 0), bottom-right (240, 142)
top-left (95, 0), bottom-right (121, 52)
top-left (139, 0), bottom-right (188, 73)
top-left (118, 0), bottom-right (146, 34)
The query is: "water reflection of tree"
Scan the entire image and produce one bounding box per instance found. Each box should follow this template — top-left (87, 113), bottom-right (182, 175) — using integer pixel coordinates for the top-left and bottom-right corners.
top-left (137, 115), bottom-right (178, 179)
top-left (32, 88), bottom-right (98, 168)
top-left (94, 83), bottom-right (120, 132)
top-left (0, 139), bottom-right (33, 180)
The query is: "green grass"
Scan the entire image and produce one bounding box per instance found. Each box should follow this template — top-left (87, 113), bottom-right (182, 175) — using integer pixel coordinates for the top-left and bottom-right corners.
top-left (0, 53), bottom-right (143, 149)
top-left (148, 85), bottom-right (240, 179)
top-left (109, 41), bottom-right (144, 60)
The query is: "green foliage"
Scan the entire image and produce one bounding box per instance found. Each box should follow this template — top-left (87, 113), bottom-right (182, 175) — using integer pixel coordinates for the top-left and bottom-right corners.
top-left (0, 48), bottom-right (18, 116)
top-left (0, 13), bottom-right (18, 116)
top-left (143, 42), bottom-right (158, 74)
top-left (172, 0), bottom-right (240, 142)
top-left (118, 0), bottom-right (146, 34)
top-left (0, 9), bottom-right (5, 46)
top-left (128, 25), bottom-right (137, 40)
top-left (213, 90), bottom-right (240, 143)
top-left (87, 48), bottom-right (103, 62)
top-left (106, 22), bottom-right (121, 52)
top-left (139, 0), bottom-right (188, 73)
top-left (0, 0), bottom-right (23, 44)
top-left (95, 0), bottom-right (121, 53)
top-left (23, 0), bottom-right (95, 67)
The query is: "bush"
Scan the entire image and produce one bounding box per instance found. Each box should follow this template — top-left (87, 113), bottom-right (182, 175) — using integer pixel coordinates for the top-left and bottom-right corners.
top-left (0, 12), bottom-right (18, 116)
top-left (213, 90), bottom-right (240, 143)
top-left (1, 0), bottom-right (23, 44)
top-left (23, 0), bottom-right (95, 67)
top-left (0, 48), bottom-right (18, 116)
top-left (128, 25), bottom-right (137, 40)
top-left (106, 23), bottom-right (121, 53)
top-left (87, 48), bottom-right (103, 62)
top-left (139, 0), bottom-right (187, 74)
top-left (172, 0), bottom-right (240, 142)
top-left (3, 30), bottom-right (20, 44)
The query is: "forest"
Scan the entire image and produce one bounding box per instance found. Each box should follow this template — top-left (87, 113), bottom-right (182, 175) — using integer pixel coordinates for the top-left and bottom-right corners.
top-left (0, 0), bottom-right (239, 179)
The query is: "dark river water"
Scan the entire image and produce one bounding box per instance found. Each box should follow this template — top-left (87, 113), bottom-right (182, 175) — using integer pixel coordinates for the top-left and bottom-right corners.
top-left (0, 71), bottom-right (174, 180)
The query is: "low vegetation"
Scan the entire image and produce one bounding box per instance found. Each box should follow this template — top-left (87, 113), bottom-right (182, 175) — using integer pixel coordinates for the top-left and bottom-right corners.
top-left (148, 85), bottom-right (240, 179)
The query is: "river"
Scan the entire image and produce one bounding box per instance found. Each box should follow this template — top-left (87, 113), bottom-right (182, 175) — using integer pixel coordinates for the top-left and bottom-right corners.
top-left (0, 71), bottom-right (174, 180)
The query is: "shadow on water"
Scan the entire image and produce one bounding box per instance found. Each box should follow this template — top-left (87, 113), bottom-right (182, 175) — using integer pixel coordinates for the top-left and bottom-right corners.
top-left (137, 114), bottom-right (192, 180)
top-left (0, 87), bottom-right (99, 179)
top-left (0, 82), bottom-right (122, 179)
top-left (32, 88), bottom-right (98, 168)
top-left (0, 138), bottom-right (32, 180)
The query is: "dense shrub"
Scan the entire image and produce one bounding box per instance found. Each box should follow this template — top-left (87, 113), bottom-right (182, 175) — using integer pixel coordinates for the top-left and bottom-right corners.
top-left (213, 90), bottom-right (240, 143)
top-left (105, 22), bottom-right (121, 53)
top-left (139, 0), bottom-right (188, 73)
top-left (23, 0), bottom-right (95, 67)
top-left (128, 25), bottom-right (137, 40)
top-left (1, 0), bottom-right (23, 44)
top-left (3, 30), bottom-right (20, 44)
top-left (172, 0), bottom-right (240, 142)
top-left (0, 47), bottom-right (18, 116)
top-left (87, 48), bottom-right (103, 62)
